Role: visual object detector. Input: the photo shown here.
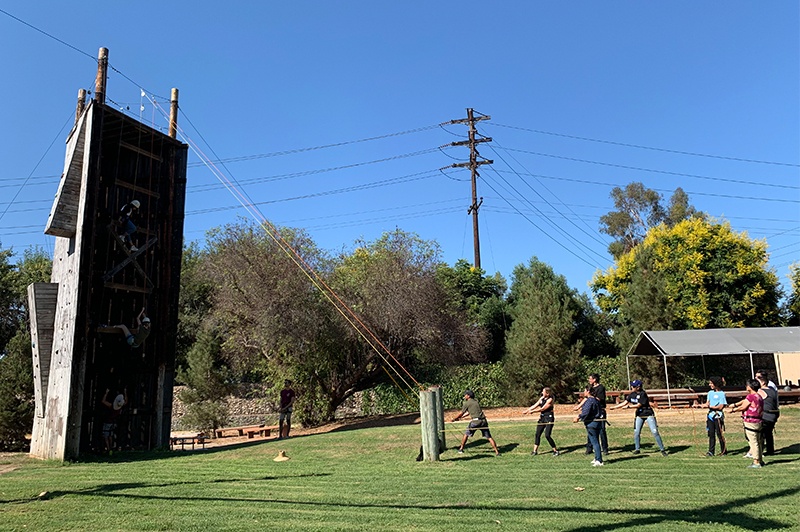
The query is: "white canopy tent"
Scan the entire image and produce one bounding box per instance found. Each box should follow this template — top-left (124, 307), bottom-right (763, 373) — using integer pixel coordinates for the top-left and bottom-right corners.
top-left (626, 326), bottom-right (800, 406)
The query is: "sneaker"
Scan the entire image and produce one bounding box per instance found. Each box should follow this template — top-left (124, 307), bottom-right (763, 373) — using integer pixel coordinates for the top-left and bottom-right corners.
top-left (552, 450), bottom-right (560, 457)
top-left (660, 450), bottom-right (669, 457)
top-left (592, 460), bottom-right (605, 467)
top-left (457, 449), bottom-right (464, 454)
top-left (530, 451), bottom-right (537, 456)
top-left (705, 451), bottom-right (715, 457)
top-left (632, 449), bottom-right (641, 455)
top-left (747, 463), bottom-right (762, 469)
top-left (717, 451), bottom-right (727, 456)
top-left (585, 449), bottom-right (593, 455)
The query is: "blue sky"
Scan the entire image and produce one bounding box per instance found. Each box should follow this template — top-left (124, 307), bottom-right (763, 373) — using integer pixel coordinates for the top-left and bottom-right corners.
top-left (1, 2), bottom-right (798, 295)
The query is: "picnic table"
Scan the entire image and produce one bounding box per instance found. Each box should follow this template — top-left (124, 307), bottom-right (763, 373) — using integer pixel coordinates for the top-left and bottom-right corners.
top-left (170, 434), bottom-right (208, 450)
top-left (214, 424), bottom-right (280, 439)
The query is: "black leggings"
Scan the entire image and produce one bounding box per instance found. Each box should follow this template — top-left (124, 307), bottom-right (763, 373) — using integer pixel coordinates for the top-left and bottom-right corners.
top-left (535, 421), bottom-right (556, 448)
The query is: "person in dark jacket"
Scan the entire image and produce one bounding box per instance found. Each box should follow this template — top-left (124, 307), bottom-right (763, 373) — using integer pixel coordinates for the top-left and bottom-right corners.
top-left (755, 371), bottom-right (779, 456)
top-left (574, 386), bottom-right (604, 466)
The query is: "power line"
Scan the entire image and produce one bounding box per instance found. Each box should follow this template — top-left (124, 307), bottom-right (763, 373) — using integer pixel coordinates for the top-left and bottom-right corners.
top-left (496, 146), bottom-right (800, 190)
top-left (185, 124), bottom-right (441, 168)
top-left (489, 123), bottom-right (800, 168)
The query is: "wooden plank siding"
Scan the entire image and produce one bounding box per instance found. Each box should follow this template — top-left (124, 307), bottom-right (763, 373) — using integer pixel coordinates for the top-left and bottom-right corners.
top-left (30, 98), bottom-right (187, 460)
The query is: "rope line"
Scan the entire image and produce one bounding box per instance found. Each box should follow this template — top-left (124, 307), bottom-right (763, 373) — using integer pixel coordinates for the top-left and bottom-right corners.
top-left (146, 96), bottom-right (425, 404)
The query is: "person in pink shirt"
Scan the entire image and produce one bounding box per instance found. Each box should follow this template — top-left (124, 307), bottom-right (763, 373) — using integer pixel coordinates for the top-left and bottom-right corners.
top-left (729, 379), bottom-right (764, 469)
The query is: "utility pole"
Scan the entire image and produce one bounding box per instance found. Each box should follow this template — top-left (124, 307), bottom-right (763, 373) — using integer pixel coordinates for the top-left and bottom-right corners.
top-left (445, 108), bottom-right (492, 270)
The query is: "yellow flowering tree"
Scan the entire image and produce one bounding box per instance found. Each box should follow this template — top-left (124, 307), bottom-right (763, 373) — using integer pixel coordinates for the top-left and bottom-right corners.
top-left (592, 218), bottom-right (782, 351)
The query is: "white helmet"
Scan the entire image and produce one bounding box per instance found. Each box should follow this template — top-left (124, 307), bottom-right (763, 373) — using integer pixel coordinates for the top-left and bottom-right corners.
top-left (130, 200), bottom-right (141, 209)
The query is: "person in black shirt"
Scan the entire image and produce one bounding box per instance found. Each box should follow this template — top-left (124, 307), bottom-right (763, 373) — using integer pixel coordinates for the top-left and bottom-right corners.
top-left (611, 380), bottom-right (667, 456)
top-left (521, 387), bottom-right (559, 456)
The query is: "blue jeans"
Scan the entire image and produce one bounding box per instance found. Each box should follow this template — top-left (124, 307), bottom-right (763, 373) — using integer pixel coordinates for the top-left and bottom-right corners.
top-left (634, 416), bottom-right (665, 451)
top-left (586, 420), bottom-right (603, 462)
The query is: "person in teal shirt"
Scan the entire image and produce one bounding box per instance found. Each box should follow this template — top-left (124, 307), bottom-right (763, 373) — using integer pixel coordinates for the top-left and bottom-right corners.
top-left (694, 376), bottom-right (727, 456)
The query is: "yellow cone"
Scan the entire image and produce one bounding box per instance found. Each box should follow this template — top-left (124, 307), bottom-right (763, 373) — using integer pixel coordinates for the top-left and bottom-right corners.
top-left (273, 450), bottom-right (290, 462)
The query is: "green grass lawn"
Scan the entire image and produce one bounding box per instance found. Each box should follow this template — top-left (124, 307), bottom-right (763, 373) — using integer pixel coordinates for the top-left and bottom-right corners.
top-left (2, 407), bottom-right (799, 531)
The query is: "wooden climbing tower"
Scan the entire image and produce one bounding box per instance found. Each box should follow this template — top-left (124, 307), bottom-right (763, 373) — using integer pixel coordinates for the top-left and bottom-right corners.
top-left (27, 48), bottom-right (188, 460)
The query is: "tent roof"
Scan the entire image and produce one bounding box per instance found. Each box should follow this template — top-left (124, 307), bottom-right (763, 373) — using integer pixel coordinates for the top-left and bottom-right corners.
top-left (628, 327), bottom-right (800, 357)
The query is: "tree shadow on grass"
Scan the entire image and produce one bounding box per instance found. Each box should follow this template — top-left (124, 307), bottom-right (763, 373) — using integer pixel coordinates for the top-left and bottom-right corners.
top-left (0, 472), bottom-right (331, 505)
top-left (6, 478), bottom-right (798, 531)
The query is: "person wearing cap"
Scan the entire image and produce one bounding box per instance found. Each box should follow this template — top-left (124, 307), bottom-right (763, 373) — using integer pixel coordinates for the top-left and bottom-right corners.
top-left (573, 385), bottom-right (604, 466)
top-left (451, 390), bottom-right (500, 456)
top-left (610, 380), bottom-right (668, 456)
top-left (692, 376), bottom-right (728, 456)
top-left (101, 387), bottom-right (127, 454)
top-left (278, 379), bottom-right (297, 439)
top-left (117, 199), bottom-right (141, 251)
top-left (115, 308), bottom-right (151, 348)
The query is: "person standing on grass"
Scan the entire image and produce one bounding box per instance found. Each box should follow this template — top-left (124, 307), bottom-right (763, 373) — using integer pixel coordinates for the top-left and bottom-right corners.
top-left (452, 390), bottom-right (500, 456)
top-left (692, 376), bottom-right (728, 456)
top-left (522, 387), bottom-right (559, 456)
top-left (574, 386), bottom-right (604, 466)
top-left (730, 379), bottom-right (764, 468)
top-left (574, 373), bottom-right (609, 455)
top-left (755, 371), bottom-right (779, 456)
top-left (610, 380), bottom-right (668, 456)
top-left (278, 380), bottom-right (296, 439)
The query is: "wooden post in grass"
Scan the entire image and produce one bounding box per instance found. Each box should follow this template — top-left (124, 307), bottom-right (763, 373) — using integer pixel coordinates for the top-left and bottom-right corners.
top-left (419, 388), bottom-right (440, 461)
top-left (430, 385), bottom-right (446, 452)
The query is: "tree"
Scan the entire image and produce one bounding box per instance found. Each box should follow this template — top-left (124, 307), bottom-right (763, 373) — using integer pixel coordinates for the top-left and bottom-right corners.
top-left (204, 223), bottom-right (484, 424)
top-left (0, 329), bottom-right (35, 451)
top-left (503, 258), bottom-right (585, 403)
top-left (176, 329), bottom-right (232, 433)
top-left (176, 243), bottom-right (214, 370)
top-left (436, 259), bottom-right (510, 362)
top-left (786, 263), bottom-right (800, 326)
top-left (0, 246), bottom-right (51, 451)
top-left (599, 182), bottom-right (700, 258)
top-left (593, 218), bottom-right (783, 339)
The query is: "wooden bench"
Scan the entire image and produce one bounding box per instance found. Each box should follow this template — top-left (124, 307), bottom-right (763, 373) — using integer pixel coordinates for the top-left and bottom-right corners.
top-left (170, 435), bottom-right (208, 450)
top-left (214, 424), bottom-right (279, 439)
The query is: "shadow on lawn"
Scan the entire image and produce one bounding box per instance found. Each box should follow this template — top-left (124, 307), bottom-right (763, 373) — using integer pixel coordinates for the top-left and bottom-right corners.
top-left (0, 472), bottom-right (331, 505)
top-left (7, 479), bottom-right (799, 530)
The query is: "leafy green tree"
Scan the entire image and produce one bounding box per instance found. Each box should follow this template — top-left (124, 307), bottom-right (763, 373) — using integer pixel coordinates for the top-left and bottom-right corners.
top-left (176, 243), bottom-right (214, 370)
top-left (436, 259), bottom-right (510, 362)
top-left (503, 258), bottom-right (585, 403)
top-left (593, 218), bottom-right (782, 339)
top-left (177, 329), bottom-right (232, 433)
top-left (600, 182), bottom-right (700, 258)
top-left (204, 223), bottom-right (485, 424)
top-left (0, 329), bottom-right (35, 451)
top-left (786, 263), bottom-right (800, 326)
top-left (0, 246), bottom-right (51, 451)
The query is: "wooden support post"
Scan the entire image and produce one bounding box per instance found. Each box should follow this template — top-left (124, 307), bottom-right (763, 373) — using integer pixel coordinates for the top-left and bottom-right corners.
top-left (75, 89), bottom-right (86, 124)
top-left (169, 88), bottom-right (179, 139)
top-left (430, 385), bottom-right (446, 452)
top-left (419, 389), bottom-right (440, 461)
top-left (94, 48), bottom-right (108, 105)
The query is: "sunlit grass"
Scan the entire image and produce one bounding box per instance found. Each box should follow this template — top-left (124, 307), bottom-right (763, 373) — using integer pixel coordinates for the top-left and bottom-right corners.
top-left (1, 407), bottom-right (798, 531)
